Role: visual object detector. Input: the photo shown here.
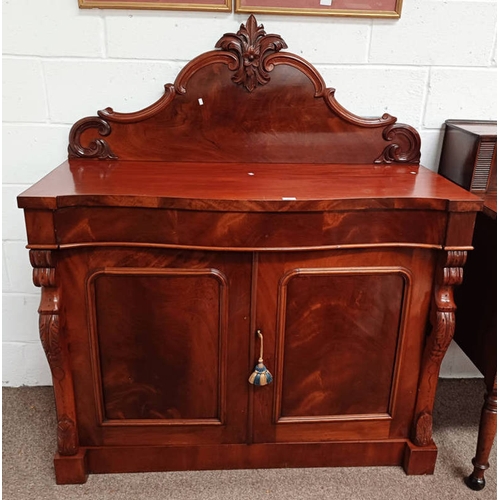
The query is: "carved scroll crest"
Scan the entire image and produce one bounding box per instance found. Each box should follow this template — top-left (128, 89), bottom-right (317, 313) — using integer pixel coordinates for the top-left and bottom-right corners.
top-left (375, 124), bottom-right (421, 164)
top-left (68, 116), bottom-right (117, 160)
top-left (215, 14), bottom-right (288, 92)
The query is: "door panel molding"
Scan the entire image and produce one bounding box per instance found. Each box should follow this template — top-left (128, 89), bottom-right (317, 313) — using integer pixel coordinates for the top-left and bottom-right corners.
top-left (86, 267), bottom-right (229, 428)
top-left (273, 266), bottom-right (412, 425)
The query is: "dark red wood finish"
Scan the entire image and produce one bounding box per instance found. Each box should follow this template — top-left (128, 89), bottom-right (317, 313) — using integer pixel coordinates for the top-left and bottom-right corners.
top-left (18, 16), bottom-right (481, 484)
top-left (438, 120), bottom-right (497, 491)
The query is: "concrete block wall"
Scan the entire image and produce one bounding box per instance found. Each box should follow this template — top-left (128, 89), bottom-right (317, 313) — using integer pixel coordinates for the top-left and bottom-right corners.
top-left (3, 0), bottom-right (496, 386)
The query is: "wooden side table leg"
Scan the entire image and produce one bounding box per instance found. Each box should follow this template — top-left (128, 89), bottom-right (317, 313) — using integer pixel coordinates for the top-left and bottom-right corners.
top-left (465, 377), bottom-right (497, 491)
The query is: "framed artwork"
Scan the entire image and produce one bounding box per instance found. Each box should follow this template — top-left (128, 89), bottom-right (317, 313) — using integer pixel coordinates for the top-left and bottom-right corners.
top-left (235, 0), bottom-right (402, 18)
top-left (78, 0), bottom-right (231, 12)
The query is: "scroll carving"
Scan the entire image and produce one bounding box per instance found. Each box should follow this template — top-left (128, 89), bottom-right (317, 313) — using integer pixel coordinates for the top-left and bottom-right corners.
top-left (62, 16), bottom-right (424, 164)
top-left (412, 250), bottom-right (467, 446)
top-left (57, 415), bottom-right (78, 456)
top-left (68, 116), bottom-right (117, 159)
top-left (413, 412), bottom-right (433, 447)
top-left (324, 89), bottom-right (397, 128)
top-left (39, 314), bottom-right (64, 382)
top-left (215, 14), bottom-right (287, 92)
top-left (31, 251), bottom-right (63, 380)
top-left (31, 251), bottom-right (55, 287)
top-left (30, 250), bottom-right (79, 456)
top-left (374, 124), bottom-right (421, 164)
top-left (98, 84), bottom-right (177, 123)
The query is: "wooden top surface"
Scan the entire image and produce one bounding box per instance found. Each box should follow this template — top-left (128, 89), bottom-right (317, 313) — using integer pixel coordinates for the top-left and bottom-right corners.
top-left (17, 18), bottom-right (481, 216)
top-left (18, 160), bottom-right (483, 213)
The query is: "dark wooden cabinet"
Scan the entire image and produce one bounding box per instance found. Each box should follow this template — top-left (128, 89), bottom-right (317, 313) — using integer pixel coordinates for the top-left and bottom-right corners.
top-left (438, 120), bottom-right (497, 491)
top-left (439, 120), bottom-right (497, 196)
top-left (18, 17), bottom-right (482, 484)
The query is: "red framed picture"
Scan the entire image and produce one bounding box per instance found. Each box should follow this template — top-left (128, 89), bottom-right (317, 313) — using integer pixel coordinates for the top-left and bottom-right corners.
top-left (235, 0), bottom-right (402, 18)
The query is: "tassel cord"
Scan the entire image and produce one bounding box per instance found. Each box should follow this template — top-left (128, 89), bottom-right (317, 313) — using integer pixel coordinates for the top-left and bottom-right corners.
top-left (257, 329), bottom-right (264, 362)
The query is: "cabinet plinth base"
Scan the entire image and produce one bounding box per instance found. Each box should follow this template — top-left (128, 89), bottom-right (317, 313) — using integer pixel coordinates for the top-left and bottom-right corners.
top-left (54, 450), bottom-right (88, 485)
top-left (403, 440), bottom-right (438, 475)
top-left (52, 440), bottom-right (438, 483)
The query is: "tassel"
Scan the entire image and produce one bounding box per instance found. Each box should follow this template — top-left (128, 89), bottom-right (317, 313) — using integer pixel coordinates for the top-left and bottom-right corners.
top-left (248, 359), bottom-right (273, 386)
top-left (248, 330), bottom-right (273, 386)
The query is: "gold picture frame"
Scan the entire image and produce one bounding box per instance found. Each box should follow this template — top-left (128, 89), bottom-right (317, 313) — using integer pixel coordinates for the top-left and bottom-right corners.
top-left (79, 0), bottom-right (231, 12)
top-left (235, 0), bottom-right (402, 18)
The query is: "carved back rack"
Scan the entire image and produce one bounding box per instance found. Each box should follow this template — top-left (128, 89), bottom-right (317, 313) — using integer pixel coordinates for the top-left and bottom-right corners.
top-left (69, 15), bottom-right (421, 166)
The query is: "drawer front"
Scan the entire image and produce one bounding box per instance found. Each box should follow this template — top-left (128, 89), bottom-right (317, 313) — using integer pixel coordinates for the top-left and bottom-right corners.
top-left (54, 207), bottom-right (447, 250)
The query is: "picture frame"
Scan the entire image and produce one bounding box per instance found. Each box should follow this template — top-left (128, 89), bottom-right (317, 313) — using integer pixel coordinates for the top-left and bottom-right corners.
top-left (78, 0), bottom-right (231, 13)
top-left (235, 0), bottom-right (402, 18)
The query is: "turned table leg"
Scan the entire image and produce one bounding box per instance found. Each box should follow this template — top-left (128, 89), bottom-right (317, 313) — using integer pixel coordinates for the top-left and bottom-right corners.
top-left (465, 377), bottom-right (497, 491)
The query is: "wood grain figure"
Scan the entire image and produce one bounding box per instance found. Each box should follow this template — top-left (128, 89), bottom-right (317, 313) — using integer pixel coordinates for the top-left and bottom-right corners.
top-left (18, 16), bottom-right (481, 484)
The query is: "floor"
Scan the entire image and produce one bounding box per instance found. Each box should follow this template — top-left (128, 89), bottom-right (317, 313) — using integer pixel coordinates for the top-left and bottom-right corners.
top-left (2, 379), bottom-right (497, 500)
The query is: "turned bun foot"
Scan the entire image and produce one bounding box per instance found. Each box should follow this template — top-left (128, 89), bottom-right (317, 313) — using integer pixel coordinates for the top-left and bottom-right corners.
top-left (465, 474), bottom-right (486, 491)
top-left (464, 457), bottom-right (489, 491)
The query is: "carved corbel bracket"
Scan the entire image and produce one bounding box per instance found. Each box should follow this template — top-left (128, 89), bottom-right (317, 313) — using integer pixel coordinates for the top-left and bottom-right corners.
top-left (374, 123), bottom-right (421, 164)
top-left (30, 250), bottom-right (78, 456)
top-left (412, 250), bottom-right (468, 447)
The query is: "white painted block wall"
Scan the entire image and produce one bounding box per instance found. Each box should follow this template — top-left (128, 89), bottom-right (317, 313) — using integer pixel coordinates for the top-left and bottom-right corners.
top-left (3, 0), bottom-right (496, 386)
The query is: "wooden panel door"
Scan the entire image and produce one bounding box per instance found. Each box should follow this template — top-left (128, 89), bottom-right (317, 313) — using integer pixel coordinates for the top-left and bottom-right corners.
top-left (252, 248), bottom-right (436, 443)
top-left (58, 247), bottom-right (252, 447)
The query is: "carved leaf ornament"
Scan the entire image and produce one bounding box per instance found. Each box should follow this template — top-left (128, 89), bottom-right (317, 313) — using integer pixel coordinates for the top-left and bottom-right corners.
top-left (216, 15), bottom-right (288, 92)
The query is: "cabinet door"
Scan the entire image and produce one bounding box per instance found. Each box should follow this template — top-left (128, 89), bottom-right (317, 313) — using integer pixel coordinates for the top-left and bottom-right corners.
top-left (252, 248), bottom-right (435, 443)
top-left (58, 248), bottom-right (252, 447)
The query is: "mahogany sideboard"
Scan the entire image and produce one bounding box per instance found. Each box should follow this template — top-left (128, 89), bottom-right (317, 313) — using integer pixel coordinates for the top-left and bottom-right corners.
top-left (18, 16), bottom-right (482, 484)
top-left (438, 120), bottom-right (497, 491)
